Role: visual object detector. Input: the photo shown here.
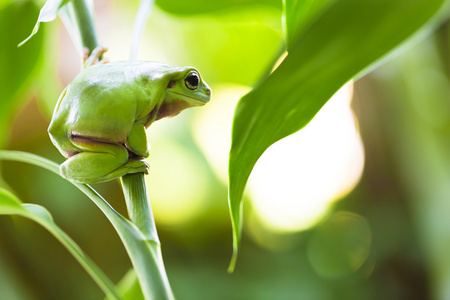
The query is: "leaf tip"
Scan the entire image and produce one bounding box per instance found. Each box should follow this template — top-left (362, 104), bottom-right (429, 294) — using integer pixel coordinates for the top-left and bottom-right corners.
top-left (17, 23), bottom-right (40, 47)
top-left (227, 215), bottom-right (241, 273)
top-left (227, 246), bottom-right (238, 273)
top-left (18, 37), bottom-right (30, 48)
top-left (227, 177), bottom-right (245, 273)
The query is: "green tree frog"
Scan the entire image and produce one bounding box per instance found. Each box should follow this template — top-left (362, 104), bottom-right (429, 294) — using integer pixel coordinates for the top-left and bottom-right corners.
top-left (48, 59), bottom-right (211, 184)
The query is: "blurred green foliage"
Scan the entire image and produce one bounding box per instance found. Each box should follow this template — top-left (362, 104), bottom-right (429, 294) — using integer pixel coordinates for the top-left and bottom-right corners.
top-left (0, 0), bottom-right (45, 146)
top-left (0, 0), bottom-right (449, 299)
top-left (155, 0), bottom-right (281, 15)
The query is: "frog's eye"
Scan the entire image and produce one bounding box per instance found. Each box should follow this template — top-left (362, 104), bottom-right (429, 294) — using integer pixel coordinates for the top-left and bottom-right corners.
top-left (185, 73), bottom-right (199, 90)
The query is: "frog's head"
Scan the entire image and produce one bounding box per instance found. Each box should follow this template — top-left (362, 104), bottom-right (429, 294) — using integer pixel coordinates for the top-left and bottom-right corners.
top-left (157, 67), bottom-right (211, 120)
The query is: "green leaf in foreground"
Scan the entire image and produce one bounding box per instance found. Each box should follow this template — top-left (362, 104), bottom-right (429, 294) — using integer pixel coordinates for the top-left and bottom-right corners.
top-left (0, 188), bottom-right (121, 300)
top-left (18, 0), bottom-right (70, 46)
top-left (228, 0), bottom-right (448, 271)
top-left (282, 0), bottom-right (336, 50)
top-left (0, 150), bottom-right (173, 300)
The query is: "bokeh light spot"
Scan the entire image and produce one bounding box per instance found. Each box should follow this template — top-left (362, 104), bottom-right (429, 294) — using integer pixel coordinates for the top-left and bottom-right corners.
top-left (307, 211), bottom-right (372, 279)
top-left (247, 82), bottom-right (364, 233)
top-left (193, 84), bottom-right (251, 183)
top-left (145, 137), bottom-right (210, 226)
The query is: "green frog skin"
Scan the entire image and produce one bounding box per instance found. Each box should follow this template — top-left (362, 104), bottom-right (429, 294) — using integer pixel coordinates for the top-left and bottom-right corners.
top-left (48, 61), bottom-right (211, 184)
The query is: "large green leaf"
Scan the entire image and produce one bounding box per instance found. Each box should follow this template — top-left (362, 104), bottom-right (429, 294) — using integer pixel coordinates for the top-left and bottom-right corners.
top-left (0, 188), bottom-right (121, 299)
top-left (228, 0), bottom-right (448, 271)
top-left (282, 0), bottom-right (336, 50)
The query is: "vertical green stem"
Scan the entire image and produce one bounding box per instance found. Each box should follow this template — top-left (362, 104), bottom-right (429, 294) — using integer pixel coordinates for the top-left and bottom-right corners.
top-left (64, 1), bottom-right (173, 299)
top-left (129, 0), bottom-right (155, 61)
top-left (121, 173), bottom-right (158, 241)
top-left (69, 0), bottom-right (99, 53)
top-left (121, 173), bottom-right (174, 300)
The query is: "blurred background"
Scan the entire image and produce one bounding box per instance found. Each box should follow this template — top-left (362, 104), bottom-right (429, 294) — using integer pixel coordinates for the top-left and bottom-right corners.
top-left (0, 0), bottom-right (449, 299)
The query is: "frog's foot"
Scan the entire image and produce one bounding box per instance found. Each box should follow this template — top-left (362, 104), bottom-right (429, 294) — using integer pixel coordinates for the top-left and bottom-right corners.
top-left (94, 157), bottom-right (150, 182)
top-left (121, 157), bottom-right (150, 175)
top-left (82, 47), bottom-right (89, 62)
top-left (61, 155), bottom-right (149, 184)
top-left (83, 45), bottom-right (109, 67)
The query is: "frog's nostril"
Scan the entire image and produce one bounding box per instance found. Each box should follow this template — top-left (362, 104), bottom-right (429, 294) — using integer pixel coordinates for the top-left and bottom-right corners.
top-left (206, 89), bottom-right (211, 94)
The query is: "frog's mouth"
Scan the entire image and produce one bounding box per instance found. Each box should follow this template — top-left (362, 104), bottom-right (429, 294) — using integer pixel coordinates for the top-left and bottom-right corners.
top-left (167, 91), bottom-right (210, 104)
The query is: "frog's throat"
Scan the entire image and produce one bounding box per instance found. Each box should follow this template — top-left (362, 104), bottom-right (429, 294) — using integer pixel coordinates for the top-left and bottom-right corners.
top-left (155, 101), bottom-right (193, 120)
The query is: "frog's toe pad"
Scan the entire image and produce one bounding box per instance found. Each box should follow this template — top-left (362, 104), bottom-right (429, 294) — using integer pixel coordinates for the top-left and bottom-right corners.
top-left (125, 157), bottom-right (150, 175)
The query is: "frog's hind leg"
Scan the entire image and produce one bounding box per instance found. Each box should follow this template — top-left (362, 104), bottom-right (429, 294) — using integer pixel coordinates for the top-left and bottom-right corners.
top-left (61, 136), bottom-right (148, 184)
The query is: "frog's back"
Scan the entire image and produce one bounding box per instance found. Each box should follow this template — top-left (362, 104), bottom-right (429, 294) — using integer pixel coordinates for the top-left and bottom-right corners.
top-left (50, 62), bottom-right (171, 141)
top-left (48, 61), bottom-right (181, 156)
top-left (74, 61), bottom-right (177, 87)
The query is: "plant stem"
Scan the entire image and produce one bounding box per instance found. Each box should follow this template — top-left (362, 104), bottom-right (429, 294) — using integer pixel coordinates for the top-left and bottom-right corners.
top-left (121, 173), bottom-right (174, 299)
top-left (0, 151), bottom-right (175, 300)
top-left (69, 0), bottom-right (99, 53)
top-left (60, 0), bottom-right (173, 298)
top-left (129, 0), bottom-right (155, 61)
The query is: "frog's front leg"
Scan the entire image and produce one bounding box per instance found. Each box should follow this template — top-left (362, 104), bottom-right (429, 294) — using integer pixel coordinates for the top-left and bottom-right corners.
top-left (61, 136), bottom-right (149, 184)
top-left (126, 122), bottom-right (150, 158)
top-left (82, 45), bottom-right (110, 68)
